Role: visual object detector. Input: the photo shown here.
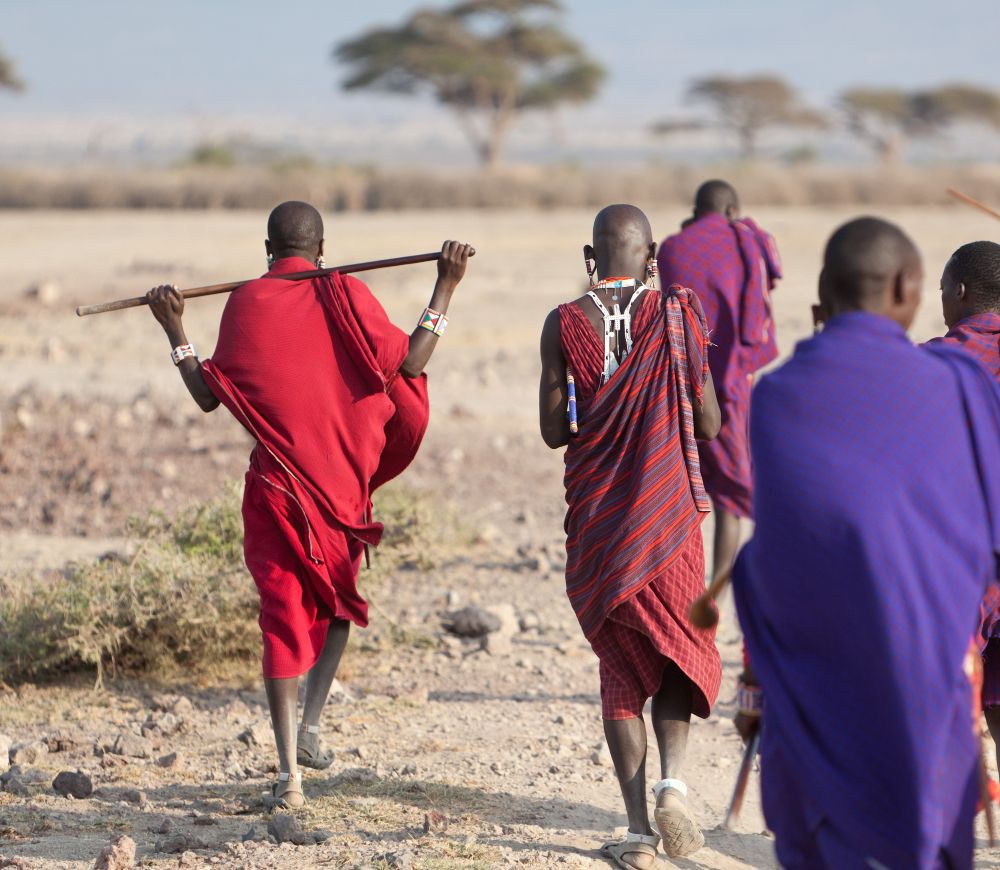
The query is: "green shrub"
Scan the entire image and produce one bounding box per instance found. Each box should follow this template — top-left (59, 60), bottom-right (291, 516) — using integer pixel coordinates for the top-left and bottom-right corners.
top-left (0, 482), bottom-right (441, 686)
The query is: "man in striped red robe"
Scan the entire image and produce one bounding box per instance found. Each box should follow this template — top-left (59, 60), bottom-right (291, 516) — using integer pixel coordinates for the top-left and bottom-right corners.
top-left (925, 240), bottom-right (1000, 773)
top-left (539, 205), bottom-right (722, 868)
top-left (657, 180), bottom-right (781, 582)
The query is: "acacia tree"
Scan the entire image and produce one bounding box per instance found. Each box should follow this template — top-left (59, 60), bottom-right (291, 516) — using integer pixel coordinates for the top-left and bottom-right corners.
top-left (841, 84), bottom-right (1000, 163)
top-left (653, 75), bottom-right (825, 160)
top-left (0, 48), bottom-right (24, 92)
top-left (334, 0), bottom-right (604, 167)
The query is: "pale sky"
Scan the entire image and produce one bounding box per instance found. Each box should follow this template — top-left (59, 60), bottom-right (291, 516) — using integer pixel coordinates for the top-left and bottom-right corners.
top-left (2, 0), bottom-right (996, 119)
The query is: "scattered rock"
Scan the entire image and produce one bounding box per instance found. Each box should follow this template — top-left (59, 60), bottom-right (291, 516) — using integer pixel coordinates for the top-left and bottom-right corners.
top-left (486, 603), bottom-right (519, 637)
top-left (445, 590), bottom-right (461, 607)
top-left (93, 834), bottom-right (136, 870)
top-left (9, 740), bottom-right (48, 766)
top-left (266, 813), bottom-right (300, 844)
top-left (328, 679), bottom-right (354, 704)
top-left (423, 811), bottom-right (449, 834)
top-left (52, 770), bottom-right (94, 799)
top-left (45, 733), bottom-right (80, 753)
top-left (120, 788), bottom-right (147, 805)
top-left (112, 733), bottom-right (152, 759)
top-left (24, 280), bottom-right (61, 306)
top-left (442, 605), bottom-right (501, 638)
top-left (482, 632), bottom-right (513, 656)
top-left (0, 734), bottom-right (10, 772)
top-left (237, 720), bottom-right (274, 748)
top-left (154, 833), bottom-right (208, 854)
top-left (192, 815), bottom-right (218, 827)
top-left (519, 611), bottom-right (541, 632)
top-left (156, 751), bottom-right (182, 769)
top-left (377, 849), bottom-right (417, 869)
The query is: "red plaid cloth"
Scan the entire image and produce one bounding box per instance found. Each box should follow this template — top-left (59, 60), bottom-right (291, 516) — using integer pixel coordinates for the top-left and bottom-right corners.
top-left (590, 525), bottom-right (721, 720)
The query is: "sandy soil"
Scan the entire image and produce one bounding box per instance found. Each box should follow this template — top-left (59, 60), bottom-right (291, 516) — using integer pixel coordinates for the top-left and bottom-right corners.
top-left (1, 208), bottom-right (998, 869)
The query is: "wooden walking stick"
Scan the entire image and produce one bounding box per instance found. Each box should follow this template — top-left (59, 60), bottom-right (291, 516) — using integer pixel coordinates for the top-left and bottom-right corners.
top-left (947, 188), bottom-right (1000, 224)
top-left (724, 728), bottom-right (760, 829)
top-left (76, 249), bottom-right (476, 317)
top-left (689, 567), bottom-right (732, 630)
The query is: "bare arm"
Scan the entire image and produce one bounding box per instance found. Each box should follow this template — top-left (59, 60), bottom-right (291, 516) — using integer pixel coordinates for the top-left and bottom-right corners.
top-left (693, 369), bottom-right (721, 441)
top-left (146, 285), bottom-right (220, 413)
top-left (399, 240), bottom-right (472, 379)
top-left (539, 308), bottom-right (571, 449)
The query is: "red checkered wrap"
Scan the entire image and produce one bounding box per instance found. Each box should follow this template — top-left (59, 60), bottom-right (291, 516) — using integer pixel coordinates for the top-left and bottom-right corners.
top-left (590, 525), bottom-right (722, 720)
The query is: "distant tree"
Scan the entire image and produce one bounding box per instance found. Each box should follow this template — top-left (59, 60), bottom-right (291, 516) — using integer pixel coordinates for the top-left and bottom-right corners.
top-left (0, 47), bottom-right (24, 92)
top-left (653, 75), bottom-right (825, 160)
top-left (840, 84), bottom-right (1000, 163)
top-left (333, 0), bottom-right (604, 168)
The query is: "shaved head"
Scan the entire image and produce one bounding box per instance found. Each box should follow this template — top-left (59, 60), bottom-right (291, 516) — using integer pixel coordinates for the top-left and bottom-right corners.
top-left (266, 201), bottom-right (324, 259)
top-left (694, 180), bottom-right (739, 218)
top-left (819, 216), bottom-right (923, 328)
top-left (588, 204), bottom-right (656, 283)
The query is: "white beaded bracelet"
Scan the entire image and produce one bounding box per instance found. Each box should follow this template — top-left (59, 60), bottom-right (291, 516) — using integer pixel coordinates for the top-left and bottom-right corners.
top-left (170, 343), bottom-right (197, 366)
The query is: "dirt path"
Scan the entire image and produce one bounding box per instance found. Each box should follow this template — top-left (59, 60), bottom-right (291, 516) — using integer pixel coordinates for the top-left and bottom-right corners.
top-left (2, 209), bottom-right (999, 868)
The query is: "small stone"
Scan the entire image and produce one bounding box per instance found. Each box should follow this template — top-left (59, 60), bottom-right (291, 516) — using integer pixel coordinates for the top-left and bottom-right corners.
top-left (0, 735), bottom-right (10, 773)
top-left (9, 741), bottom-right (48, 766)
top-left (482, 633), bottom-right (513, 656)
top-left (112, 733), bottom-right (152, 759)
top-left (120, 788), bottom-right (147, 805)
top-left (53, 770), bottom-right (94, 799)
top-left (485, 603), bottom-right (519, 637)
top-left (266, 812), bottom-right (300, 844)
top-left (328, 679), bottom-right (354, 704)
top-left (44, 337), bottom-right (68, 362)
top-left (237, 720), bottom-right (274, 748)
top-left (155, 833), bottom-right (208, 854)
top-left (442, 606), bottom-right (501, 638)
top-left (445, 590), bottom-right (461, 607)
top-left (93, 834), bottom-right (136, 870)
top-left (170, 697), bottom-right (194, 717)
top-left (45, 733), bottom-right (80, 753)
top-left (519, 611), bottom-right (541, 632)
top-left (423, 811), bottom-right (449, 834)
top-left (24, 280), bottom-right (61, 306)
top-left (193, 815), bottom-right (218, 827)
top-left (156, 752), bottom-right (181, 769)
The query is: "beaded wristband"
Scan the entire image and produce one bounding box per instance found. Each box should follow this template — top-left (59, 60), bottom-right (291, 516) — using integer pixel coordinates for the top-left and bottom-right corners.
top-left (418, 307), bottom-right (448, 337)
top-left (170, 343), bottom-right (197, 366)
top-left (737, 679), bottom-right (764, 717)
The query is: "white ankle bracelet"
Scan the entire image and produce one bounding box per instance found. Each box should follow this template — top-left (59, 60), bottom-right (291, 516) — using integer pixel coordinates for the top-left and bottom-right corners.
top-left (278, 771), bottom-right (301, 782)
top-left (300, 724), bottom-right (320, 735)
top-left (651, 777), bottom-right (687, 798)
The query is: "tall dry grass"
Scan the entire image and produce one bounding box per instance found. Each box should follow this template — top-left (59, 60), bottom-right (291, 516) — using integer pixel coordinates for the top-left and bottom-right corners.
top-left (2, 163), bottom-right (999, 210)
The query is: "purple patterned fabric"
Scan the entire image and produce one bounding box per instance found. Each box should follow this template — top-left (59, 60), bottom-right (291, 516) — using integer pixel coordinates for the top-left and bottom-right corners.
top-left (733, 312), bottom-right (1000, 868)
top-left (657, 213), bottom-right (780, 517)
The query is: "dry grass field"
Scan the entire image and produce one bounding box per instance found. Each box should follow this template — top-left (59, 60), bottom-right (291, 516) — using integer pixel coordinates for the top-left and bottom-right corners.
top-left (1, 207), bottom-right (998, 868)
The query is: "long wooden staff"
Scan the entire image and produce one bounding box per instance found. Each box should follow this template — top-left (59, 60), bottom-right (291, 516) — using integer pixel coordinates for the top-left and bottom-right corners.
top-left (724, 728), bottom-right (760, 829)
top-left (689, 567), bottom-right (731, 629)
top-left (947, 188), bottom-right (1000, 223)
top-left (75, 249), bottom-right (475, 317)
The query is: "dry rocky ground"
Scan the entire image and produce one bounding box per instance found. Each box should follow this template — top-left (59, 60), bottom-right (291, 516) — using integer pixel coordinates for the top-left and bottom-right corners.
top-left (1, 208), bottom-right (999, 868)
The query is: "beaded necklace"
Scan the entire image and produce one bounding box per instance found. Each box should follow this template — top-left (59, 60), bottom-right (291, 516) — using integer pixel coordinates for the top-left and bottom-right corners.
top-left (587, 277), bottom-right (648, 384)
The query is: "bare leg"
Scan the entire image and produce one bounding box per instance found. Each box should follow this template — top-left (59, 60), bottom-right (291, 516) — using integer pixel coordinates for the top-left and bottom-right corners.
top-left (297, 618), bottom-right (350, 768)
top-left (604, 717), bottom-right (654, 837)
top-left (302, 619), bottom-right (351, 726)
top-left (264, 676), bottom-right (299, 776)
top-left (986, 707), bottom-right (1000, 774)
top-left (651, 660), bottom-right (693, 779)
top-left (651, 662), bottom-right (704, 858)
top-left (712, 507), bottom-right (741, 580)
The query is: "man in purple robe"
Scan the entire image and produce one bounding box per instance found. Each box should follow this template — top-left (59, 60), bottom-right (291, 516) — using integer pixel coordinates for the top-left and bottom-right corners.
top-left (657, 180), bottom-right (781, 580)
top-left (732, 217), bottom-right (1000, 869)
top-left (925, 239), bottom-right (1000, 774)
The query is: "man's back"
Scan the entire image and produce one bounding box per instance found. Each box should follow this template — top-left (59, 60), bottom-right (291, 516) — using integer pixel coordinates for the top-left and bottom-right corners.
top-left (736, 311), bottom-right (999, 863)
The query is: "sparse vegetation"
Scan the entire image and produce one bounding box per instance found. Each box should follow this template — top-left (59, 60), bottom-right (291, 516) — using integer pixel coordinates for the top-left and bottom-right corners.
top-left (0, 482), bottom-right (444, 686)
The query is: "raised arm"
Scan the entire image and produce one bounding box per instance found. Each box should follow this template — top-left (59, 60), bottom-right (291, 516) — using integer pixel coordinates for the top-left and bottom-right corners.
top-left (399, 240), bottom-right (473, 378)
top-left (539, 308), bottom-right (571, 449)
top-left (146, 284), bottom-right (220, 413)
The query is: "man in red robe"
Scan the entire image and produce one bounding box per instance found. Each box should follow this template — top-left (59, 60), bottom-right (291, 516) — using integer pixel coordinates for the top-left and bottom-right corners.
top-left (657, 180), bottom-right (780, 582)
top-left (539, 205), bottom-right (721, 868)
top-left (146, 201), bottom-right (472, 807)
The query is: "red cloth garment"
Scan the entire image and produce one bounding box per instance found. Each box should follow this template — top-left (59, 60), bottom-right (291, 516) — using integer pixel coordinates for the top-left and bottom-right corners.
top-left (201, 256), bottom-right (429, 677)
top-left (657, 213), bottom-right (782, 519)
top-left (591, 525), bottom-right (720, 719)
top-left (559, 285), bottom-right (720, 720)
top-left (925, 313), bottom-right (1000, 385)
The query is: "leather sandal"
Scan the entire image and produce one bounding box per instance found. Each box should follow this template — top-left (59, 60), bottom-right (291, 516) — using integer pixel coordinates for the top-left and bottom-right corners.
top-left (599, 830), bottom-right (660, 869)
top-left (262, 771), bottom-right (304, 810)
top-left (652, 778), bottom-right (704, 858)
top-left (297, 724), bottom-right (334, 770)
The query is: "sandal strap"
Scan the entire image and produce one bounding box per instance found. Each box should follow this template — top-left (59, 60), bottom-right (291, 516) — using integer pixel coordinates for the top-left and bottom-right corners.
top-left (299, 723), bottom-right (320, 735)
top-left (651, 777), bottom-right (687, 798)
top-left (624, 830), bottom-right (660, 848)
top-left (277, 771), bottom-right (302, 783)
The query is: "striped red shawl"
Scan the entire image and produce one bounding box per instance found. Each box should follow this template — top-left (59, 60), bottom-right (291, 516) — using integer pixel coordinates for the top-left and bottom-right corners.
top-left (559, 284), bottom-right (710, 640)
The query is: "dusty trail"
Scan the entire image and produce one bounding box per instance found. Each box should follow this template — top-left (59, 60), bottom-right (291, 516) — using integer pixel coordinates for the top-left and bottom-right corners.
top-left (1, 209), bottom-right (997, 868)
